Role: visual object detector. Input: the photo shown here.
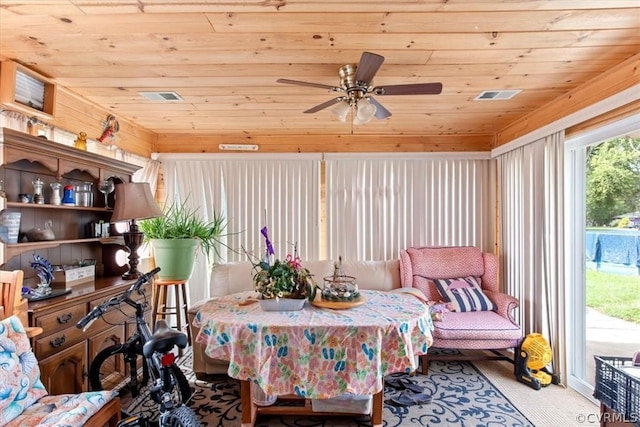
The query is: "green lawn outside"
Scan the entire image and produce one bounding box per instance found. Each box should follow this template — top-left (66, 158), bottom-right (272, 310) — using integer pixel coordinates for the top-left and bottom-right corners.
top-left (586, 269), bottom-right (640, 323)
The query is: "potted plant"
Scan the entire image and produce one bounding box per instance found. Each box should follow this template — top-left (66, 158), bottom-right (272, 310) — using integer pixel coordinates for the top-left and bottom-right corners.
top-left (248, 226), bottom-right (316, 310)
top-left (138, 199), bottom-right (227, 281)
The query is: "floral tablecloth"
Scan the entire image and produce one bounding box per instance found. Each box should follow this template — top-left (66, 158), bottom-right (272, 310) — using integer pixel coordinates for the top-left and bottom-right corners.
top-left (193, 290), bottom-right (433, 399)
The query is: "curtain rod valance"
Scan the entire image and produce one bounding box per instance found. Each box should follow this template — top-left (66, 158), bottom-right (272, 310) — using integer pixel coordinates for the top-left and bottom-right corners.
top-left (324, 152), bottom-right (491, 160)
top-left (154, 152), bottom-right (492, 161)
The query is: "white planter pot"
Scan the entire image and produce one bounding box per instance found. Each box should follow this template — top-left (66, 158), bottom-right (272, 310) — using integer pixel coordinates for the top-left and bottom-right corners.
top-left (259, 298), bottom-right (306, 311)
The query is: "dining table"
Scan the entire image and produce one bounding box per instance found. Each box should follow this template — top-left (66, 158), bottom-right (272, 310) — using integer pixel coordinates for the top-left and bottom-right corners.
top-left (193, 289), bottom-right (434, 427)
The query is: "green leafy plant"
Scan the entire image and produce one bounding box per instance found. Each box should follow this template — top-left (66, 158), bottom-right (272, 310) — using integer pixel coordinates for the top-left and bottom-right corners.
top-left (247, 226), bottom-right (315, 300)
top-left (138, 199), bottom-right (227, 260)
top-left (252, 257), bottom-right (315, 300)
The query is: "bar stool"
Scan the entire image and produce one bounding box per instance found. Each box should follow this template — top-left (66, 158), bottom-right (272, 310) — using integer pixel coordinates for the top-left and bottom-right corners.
top-left (152, 279), bottom-right (191, 356)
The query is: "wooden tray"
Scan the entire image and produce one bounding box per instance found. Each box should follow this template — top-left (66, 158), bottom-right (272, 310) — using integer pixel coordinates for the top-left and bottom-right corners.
top-left (310, 295), bottom-right (366, 310)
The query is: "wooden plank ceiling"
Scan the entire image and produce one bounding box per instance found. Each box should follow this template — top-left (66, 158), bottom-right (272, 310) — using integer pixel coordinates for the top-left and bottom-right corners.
top-left (0, 1), bottom-right (639, 153)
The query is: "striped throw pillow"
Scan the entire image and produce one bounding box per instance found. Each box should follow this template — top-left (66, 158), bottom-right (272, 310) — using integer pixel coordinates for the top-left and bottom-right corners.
top-left (433, 276), bottom-right (496, 312)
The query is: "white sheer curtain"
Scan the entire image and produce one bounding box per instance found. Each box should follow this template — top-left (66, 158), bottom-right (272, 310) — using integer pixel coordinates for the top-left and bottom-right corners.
top-left (0, 111), bottom-right (29, 133)
top-left (325, 153), bottom-right (496, 260)
top-left (0, 111), bottom-right (54, 139)
top-left (158, 154), bottom-right (321, 303)
top-left (127, 154), bottom-right (161, 192)
top-left (496, 130), bottom-right (566, 384)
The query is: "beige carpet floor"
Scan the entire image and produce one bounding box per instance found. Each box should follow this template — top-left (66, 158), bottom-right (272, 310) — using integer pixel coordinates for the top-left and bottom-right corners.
top-left (474, 358), bottom-right (600, 427)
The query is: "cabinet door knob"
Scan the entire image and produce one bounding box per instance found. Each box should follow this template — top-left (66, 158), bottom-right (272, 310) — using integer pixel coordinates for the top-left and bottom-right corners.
top-left (57, 313), bottom-right (73, 323)
top-left (50, 335), bottom-right (66, 348)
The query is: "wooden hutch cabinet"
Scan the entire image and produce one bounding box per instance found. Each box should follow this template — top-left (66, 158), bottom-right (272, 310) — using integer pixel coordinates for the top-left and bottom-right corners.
top-left (0, 127), bottom-right (152, 394)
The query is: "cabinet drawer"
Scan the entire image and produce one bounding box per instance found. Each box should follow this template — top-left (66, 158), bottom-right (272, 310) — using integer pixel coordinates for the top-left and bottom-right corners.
top-left (35, 324), bottom-right (86, 359)
top-left (35, 304), bottom-right (87, 335)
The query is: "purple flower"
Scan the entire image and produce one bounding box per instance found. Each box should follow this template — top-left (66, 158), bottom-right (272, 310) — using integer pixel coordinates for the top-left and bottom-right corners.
top-left (261, 226), bottom-right (275, 256)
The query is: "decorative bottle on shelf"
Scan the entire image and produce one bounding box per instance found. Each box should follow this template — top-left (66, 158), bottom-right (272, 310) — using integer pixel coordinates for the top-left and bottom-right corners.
top-left (84, 181), bottom-right (94, 207)
top-left (61, 185), bottom-right (75, 206)
top-left (74, 131), bottom-right (88, 150)
top-left (32, 177), bottom-right (45, 204)
top-left (50, 182), bottom-right (62, 206)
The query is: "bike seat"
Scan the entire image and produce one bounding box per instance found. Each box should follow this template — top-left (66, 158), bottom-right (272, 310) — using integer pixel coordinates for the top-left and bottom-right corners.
top-left (143, 319), bottom-right (188, 358)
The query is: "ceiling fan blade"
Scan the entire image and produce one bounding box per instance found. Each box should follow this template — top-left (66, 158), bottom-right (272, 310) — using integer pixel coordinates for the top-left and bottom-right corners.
top-left (367, 97), bottom-right (392, 119)
top-left (373, 82), bottom-right (443, 96)
top-left (277, 78), bottom-right (340, 91)
top-left (354, 52), bottom-right (385, 85)
top-left (304, 97), bottom-right (345, 113)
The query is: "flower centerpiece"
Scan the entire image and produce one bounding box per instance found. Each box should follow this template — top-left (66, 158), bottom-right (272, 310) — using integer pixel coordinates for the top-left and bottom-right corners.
top-left (249, 226), bottom-right (316, 310)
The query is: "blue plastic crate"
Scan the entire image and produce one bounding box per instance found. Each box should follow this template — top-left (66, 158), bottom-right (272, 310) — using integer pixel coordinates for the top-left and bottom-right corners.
top-left (593, 356), bottom-right (640, 427)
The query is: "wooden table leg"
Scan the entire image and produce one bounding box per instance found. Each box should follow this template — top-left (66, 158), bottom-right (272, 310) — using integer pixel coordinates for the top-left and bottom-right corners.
top-left (371, 390), bottom-right (383, 427)
top-left (241, 380), bottom-right (257, 427)
top-left (241, 379), bottom-right (383, 427)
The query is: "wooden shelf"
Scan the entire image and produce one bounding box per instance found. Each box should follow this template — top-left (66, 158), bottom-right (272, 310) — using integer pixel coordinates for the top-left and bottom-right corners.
top-left (0, 128), bottom-right (144, 396)
top-left (0, 127), bottom-right (140, 275)
top-left (5, 237), bottom-right (124, 259)
top-left (6, 202), bottom-right (112, 212)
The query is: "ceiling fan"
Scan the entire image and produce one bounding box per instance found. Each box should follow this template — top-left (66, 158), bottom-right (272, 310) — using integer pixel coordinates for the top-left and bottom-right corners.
top-left (276, 51), bottom-right (443, 124)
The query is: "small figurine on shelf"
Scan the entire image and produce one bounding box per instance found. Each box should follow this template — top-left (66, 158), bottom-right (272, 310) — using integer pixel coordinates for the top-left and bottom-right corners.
top-left (30, 253), bottom-right (54, 297)
top-left (25, 219), bottom-right (55, 242)
top-left (74, 131), bottom-right (88, 150)
top-left (98, 115), bottom-right (119, 145)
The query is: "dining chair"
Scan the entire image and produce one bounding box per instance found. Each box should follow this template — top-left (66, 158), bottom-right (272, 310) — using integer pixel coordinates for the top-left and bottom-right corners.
top-left (0, 269), bottom-right (44, 337)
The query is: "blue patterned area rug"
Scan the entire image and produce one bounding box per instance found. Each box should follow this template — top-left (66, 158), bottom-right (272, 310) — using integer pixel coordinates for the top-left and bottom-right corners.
top-left (126, 351), bottom-right (534, 426)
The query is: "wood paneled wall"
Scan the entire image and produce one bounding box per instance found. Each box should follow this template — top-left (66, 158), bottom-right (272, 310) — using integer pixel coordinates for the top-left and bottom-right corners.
top-left (0, 56), bottom-right (156, 158)
top-left (156, 134), bottom-right (494, 153)
top-left (53, 87), bottom-right (157, 158)
top-left (496, 52), bottom-right (640, 146)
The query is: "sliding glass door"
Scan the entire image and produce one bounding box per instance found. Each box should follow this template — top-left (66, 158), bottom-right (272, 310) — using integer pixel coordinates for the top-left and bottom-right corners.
top-left (566, 114), bottom-right (640, 398)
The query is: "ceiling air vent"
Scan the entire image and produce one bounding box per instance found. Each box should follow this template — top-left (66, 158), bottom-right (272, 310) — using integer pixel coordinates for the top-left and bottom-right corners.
top-left (474, 90), bottom-right (521, 101)
top-left (138, 91), bottom-right (184, 101)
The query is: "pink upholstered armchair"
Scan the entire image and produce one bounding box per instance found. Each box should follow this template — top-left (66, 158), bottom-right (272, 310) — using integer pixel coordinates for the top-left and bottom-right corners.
top-left (399, 246), bottom-right (522, 374)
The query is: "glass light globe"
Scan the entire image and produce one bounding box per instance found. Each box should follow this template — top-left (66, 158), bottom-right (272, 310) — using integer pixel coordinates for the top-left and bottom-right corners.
top-left (354, 98), bottom-right (377, 124)
top-left (331, 100), bottom-right (351, 122)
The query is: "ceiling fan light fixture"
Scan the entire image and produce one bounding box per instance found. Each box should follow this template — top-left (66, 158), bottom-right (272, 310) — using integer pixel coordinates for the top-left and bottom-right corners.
top-left (277, 52), bottom-right (443, 125)
top-left (354, 98), bottom-right (377, 124)
top-left (331, 100), bottom-right (351, 122)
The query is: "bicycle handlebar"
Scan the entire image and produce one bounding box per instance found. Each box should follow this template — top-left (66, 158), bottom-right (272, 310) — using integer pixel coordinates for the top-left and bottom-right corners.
top-left (76, 267), bottom-right (161, 331)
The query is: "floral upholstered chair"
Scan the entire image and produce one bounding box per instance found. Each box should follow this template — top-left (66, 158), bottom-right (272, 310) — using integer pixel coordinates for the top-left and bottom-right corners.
top-left (0, 315), bottom-right (121, 426)
top-left (399, 246), bottom-right (522, 374)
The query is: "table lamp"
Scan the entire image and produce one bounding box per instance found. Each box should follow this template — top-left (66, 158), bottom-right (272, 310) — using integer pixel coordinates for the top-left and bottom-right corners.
top-left (110, 182), bottom-right (163, 279)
